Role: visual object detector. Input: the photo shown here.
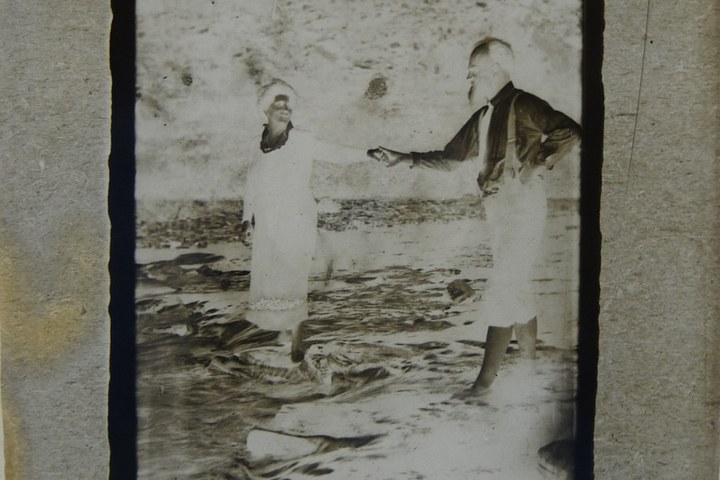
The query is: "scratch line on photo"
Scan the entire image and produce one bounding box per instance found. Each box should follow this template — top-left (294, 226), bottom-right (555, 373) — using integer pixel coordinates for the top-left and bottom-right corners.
top-left (625, 0), bottom-right (652, 197)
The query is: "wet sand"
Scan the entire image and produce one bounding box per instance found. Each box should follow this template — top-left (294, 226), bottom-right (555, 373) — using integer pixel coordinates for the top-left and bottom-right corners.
top-left (136, 199), bottom-right (578, 479)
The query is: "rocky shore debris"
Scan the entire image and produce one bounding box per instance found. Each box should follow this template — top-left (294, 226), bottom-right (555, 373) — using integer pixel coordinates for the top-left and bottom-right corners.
top-left (537, 439), bottom-right (575, 479)
top-left (137, 252), bottom-right (250, 293)
top-left (247, 428), bottom-right (384, 465)
top-left (446, 279), bottom-right (475, 302)
top-left (136, 196), bottom-right (486, 248)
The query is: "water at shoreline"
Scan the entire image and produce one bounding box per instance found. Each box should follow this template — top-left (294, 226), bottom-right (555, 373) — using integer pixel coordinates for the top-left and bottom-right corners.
top-left (136, 201), bottom-right (579, 479)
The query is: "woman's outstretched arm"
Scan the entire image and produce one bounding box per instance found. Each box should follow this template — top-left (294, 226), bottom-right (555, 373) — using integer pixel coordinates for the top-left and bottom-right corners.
top-left (302, 130), bottom-right (371, 165)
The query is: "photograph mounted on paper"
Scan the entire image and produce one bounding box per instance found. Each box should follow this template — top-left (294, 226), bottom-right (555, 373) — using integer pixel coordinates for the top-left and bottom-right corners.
top-left (134, 1), bottom-right (583, 478)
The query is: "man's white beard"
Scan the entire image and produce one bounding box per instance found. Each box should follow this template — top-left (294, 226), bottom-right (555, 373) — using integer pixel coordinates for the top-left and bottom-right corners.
top-left (468, 84), bottom-right (488, 106)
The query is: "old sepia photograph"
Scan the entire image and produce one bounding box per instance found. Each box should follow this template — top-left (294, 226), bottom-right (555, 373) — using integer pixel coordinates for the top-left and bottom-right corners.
top-left (134, 1), bottom-right (584, 478)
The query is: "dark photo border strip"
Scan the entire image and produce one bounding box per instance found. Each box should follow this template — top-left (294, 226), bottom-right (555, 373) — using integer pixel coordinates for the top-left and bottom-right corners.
top-left (109, 0), bottom-right (138, 477)
top-left (577, 0), bottom-right (604, 477)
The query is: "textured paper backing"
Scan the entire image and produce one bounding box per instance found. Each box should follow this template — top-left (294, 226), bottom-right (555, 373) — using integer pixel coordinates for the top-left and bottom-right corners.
top-left (0, 1), bottom-right (111, 478)
top-left (596, 0), bottom-right (719, 477)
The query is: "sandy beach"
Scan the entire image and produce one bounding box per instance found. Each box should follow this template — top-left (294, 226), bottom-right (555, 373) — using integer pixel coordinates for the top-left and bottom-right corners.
top-left (135, 198), bottom-right (578, 479)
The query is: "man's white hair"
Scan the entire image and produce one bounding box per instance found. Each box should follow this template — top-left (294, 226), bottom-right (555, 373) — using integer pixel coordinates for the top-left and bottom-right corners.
top-left (470, 37), bottom-right (515, 73)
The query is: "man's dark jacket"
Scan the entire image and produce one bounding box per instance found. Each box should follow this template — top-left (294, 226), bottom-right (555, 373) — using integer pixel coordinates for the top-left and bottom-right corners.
top-left (410, 82), bottom-right (581, 191)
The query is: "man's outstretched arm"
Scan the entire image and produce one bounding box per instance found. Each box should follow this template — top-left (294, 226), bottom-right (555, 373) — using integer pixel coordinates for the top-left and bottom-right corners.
top-left (371, 109), bottom-right (484, 170)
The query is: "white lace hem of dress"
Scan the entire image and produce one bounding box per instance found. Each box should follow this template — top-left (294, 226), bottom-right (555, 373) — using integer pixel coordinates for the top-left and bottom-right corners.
top-left (248, 297), bottom-right (306, 311)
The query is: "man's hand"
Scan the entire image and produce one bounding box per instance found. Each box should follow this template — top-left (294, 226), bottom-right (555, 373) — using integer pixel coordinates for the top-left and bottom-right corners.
top-left (240, 220), bottom-right (253, 247)
top-left (543, 153), bottom-right (559, 171)
top-left (367, 147), bottom-right (413, 167)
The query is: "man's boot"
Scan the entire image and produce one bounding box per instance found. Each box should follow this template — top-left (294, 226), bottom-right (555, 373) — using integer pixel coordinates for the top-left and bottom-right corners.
top-left (290, 321), bottom-right (306, 363)
top-left (470, 325), bottom-right (514, 394)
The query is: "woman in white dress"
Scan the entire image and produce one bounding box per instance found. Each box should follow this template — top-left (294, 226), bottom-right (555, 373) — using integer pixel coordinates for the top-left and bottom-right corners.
top-left (240, 80), bottom-right (360, 362)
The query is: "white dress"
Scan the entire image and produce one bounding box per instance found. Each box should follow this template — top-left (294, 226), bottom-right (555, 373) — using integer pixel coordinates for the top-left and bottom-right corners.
top-left (242, 129), bottom-right (356, 331)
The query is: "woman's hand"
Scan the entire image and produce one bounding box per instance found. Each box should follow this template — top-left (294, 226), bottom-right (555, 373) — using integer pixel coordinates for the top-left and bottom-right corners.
top-left (367, 147), bottom-right (413, 167)
top-left (240, 220), bottom-right (253, 247)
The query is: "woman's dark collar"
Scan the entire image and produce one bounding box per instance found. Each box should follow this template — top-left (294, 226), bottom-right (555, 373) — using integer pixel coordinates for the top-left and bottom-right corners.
top-left (260, 122), bottom-right (294, 153)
